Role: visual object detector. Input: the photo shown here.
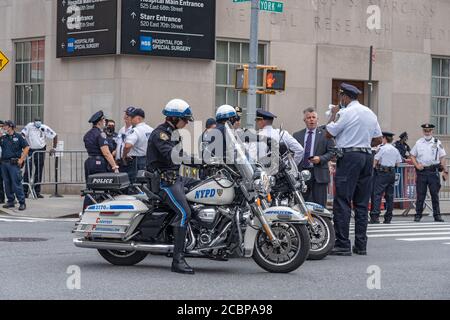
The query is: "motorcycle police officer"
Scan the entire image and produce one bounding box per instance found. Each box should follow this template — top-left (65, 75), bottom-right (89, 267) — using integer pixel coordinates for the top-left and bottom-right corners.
top-left (0, 120), bottom-right (5, 204)
top-left (83, 111), bottom-right (119, 209)
top-left (326, 83), bottom-right (382, 256)
top-left (147, 99), bottom-right (198, 275)
top-left (369, 132), bottom-right (403, 224)
top-left (410, 124), bottom-right (447, 223)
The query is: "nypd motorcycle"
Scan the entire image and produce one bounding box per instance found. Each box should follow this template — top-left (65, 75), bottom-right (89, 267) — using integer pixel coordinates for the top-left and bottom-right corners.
top-left (73, 123), bottom-right (310, 273)
top-left (270, 148), bottom-right (335, 261)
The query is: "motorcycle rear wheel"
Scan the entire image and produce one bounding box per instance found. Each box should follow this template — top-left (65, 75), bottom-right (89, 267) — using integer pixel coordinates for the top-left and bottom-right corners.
top-left (98, 249), bottom-right (148, 266)
top-left (307, 215), bottom-right (335, 261)
top-left (252, 223), bottom-right (310, 273)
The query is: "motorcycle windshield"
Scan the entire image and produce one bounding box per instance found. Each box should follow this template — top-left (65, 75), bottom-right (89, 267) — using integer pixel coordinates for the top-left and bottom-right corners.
top-left (224, 122), bottom-right (255, 183)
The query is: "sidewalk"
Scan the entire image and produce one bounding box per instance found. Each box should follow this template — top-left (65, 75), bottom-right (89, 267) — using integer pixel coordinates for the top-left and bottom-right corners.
top-left (0, 195), bottom-right (82, 219)
top-left (1, 194), bottom-right (450, 219)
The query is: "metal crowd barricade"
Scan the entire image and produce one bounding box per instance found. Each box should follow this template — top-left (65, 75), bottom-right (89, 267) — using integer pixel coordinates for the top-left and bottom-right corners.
top-left (326, 161), bottom-right (450, 216)
top-left (23, 150), bottom-right (88, 199)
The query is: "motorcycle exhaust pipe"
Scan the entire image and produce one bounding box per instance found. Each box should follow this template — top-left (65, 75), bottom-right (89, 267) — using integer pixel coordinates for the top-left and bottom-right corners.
top-left (74, 238), bottom-right (174, 254)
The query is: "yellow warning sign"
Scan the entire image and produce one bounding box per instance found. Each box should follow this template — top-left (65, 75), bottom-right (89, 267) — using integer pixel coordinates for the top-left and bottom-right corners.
top-left (0, 51), bottom-right (10, 72)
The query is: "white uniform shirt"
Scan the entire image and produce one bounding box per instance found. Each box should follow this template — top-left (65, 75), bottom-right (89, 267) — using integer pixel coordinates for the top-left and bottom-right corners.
top-left (326, 101), bottom-right (382, 148)
top-left (375, 144), bottom-right (403, 167)
top-left (21, 123), bottom-right (57, 150)
top-left (250, 126), bottom-right (305, 165)
top-left (125, 122), bottom-right (154, 157)
top-left (411, 137), bottom-right (447, 166)
top-left (115, 125), bottom-right (134, 160)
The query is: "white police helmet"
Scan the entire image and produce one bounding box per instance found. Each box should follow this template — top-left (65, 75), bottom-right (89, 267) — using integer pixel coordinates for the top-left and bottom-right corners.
top-left (216, 105), bottom-right (237, 121)
top-left (163, 99), bottom-right (194, 121)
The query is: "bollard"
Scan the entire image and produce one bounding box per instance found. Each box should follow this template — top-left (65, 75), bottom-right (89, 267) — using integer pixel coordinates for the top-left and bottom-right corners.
top-left (50, 155), bottom-right (63, 198)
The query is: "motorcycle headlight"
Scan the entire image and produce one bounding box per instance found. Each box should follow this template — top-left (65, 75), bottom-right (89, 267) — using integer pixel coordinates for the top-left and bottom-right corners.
top-left (301, 170), bottom-right (312, 182)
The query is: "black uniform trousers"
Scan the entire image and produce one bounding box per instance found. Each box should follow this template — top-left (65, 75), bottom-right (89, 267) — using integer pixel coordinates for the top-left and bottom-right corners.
top-left (0, 163), bottom-right (5, 203)
top-left (83, 156), bottom-right (110, 210)
top-left (415, 169), bottom-right (441, 218)
top-left (302, 169), bottom-right (328, 207)
top-left (333, 152), bottom-right (374, 251)
top-left (159, 176), bottom-right (199, 228)
top-left (370, 171), bottom-right (396, 220)
top-left (23, 147), bottom-right (46, 195)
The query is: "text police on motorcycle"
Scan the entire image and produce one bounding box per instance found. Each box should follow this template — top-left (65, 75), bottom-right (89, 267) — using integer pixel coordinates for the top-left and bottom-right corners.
top-left (83, 111), bottom-right (119, 209)
top-left (147, 99), bottom-right (199, 275)
top-left (410, 124), bottom-right (447, 223)
top-left (21, 117), bottom-right (58, 198)
top-left (370, 132), bottom-right (402, 224)
top-left (122, 108), bottom-right (154, 183)
top-left (326, 83), bottom-right (383, 256)
top-left (0, 120), bottom-right (30, 211)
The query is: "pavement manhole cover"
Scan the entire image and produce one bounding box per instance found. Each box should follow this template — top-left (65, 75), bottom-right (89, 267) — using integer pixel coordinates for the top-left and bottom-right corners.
top-left (0, 237), bottom-right (48, 242)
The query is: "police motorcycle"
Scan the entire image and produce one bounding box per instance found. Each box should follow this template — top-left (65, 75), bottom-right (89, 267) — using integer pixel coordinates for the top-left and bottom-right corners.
top-left (269, 147), bottom-right (335, 261)
top-left (73, 123), bottom-right (310, 273)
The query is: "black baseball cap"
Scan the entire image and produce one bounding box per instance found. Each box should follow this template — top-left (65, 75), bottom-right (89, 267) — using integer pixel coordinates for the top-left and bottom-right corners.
top-left (4, 120), bottom-right (16, 128)
top-left (131, 108), bottom-right (146, 118)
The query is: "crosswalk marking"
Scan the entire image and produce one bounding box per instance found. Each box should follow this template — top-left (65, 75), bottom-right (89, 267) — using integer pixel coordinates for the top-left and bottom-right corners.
top-left (0, 215), bottom-right (77, 223)
top-left (0, 218), bottom-right (36, 223)
top-left (398, 237), bottom-right (450, 242)
top-left (349, 221), bottom-right (450, 245)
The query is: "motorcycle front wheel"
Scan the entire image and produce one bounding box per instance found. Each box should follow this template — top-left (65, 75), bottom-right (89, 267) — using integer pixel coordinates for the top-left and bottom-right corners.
top-left (98, 249), bottom-right (148, 266)
top-left (252, 223), bottom-right (310, 273)
top-left (307, 214), bottom-right (335, 261)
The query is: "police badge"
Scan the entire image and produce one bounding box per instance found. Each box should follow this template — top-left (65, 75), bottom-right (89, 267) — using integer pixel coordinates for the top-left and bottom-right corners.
top-left (160, 132), bottom-right (169, 141)
top-left (217, 189), bottom-right (223, 197)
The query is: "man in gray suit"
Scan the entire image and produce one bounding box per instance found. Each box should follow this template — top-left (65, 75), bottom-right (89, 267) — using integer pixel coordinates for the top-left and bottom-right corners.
top-left (294, 107), bottom-right (335, 207)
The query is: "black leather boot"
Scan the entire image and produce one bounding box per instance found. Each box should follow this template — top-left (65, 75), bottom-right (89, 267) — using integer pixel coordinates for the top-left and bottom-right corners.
top-left (171, 227), bottom-right (195, 275)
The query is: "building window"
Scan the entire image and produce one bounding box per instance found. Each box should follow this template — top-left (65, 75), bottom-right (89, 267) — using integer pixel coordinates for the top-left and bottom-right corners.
top-left (215, 40), bottom-right (266, 124)
top-left (432, 57), bottom-right (450, 135)
top-left (15, 39), bottom-right (45, 126)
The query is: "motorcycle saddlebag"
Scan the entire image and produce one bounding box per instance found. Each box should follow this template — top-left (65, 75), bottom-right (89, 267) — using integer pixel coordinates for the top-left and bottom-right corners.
top-left (87, 173), bottom-right (130, 191)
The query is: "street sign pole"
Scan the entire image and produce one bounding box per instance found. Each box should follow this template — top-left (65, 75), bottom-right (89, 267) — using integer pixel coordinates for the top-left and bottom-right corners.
top-left (246, 0), bottom-right (259, 130)
top-left (368, 45), bottom-right (373, 109)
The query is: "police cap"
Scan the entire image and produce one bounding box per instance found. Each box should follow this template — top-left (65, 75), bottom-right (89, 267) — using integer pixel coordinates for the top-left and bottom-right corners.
top-left (382, 131), bottom-right (395, 138)
top-left (125, 107), bottom-right (136, 116)
top-left (399, 132), bottom-right (408, 139)
top-left (205, 118), bottom-right (216, 129)
top-left (4, 120), bottom-right (16, 128)
top-left (130, 108), bottom-right (145, 118)
top-left (235, 106), bottom-right (243, 116)
top-left (421, 124), bottom-right (435, 130)
top-left (339, 83), bottom-right (362, 100)
top-left (89, 111), bottom-right (105, 124)
top-left (0, 120), bottom-right (4, 125)
top-left (256, 109), bottom-right (277, 121)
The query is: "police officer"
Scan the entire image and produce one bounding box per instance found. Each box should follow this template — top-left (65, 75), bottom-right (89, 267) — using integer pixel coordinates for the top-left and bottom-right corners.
top-left (410, 124), bottom-right (447, 223)
top-left (147, 99), bottom-right (198, 275)
top-left (115, 107), bottom-right (136, 170)
top-left (394, 132), bottom-right (411, 161)
top-left (0, 121), bottom-right (30, 211)
top-left (369, 132), bottom-right (403, 224)
top-left (250, 110), bottom-right (304, 166)
top-left (0, 120), bottom-right (6, 204)
top-left (104, 119), bottom-right (118, 155)
top-left (83, 111), bottom-right (119, 209)
top-left (21, 117), bottom-right (58, 198)
top-left (326, 83), bottom-right (382, 256)
top-left (122, 108), bottom-right (154, 183)
top-left (203, 105), bottom-right (240, 163)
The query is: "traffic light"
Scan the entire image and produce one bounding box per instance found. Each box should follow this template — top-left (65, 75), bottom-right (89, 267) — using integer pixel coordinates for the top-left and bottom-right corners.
top-left (235, 68), bottom-right (248, 90)
top-left (265, 69), bottom-right (286, 91)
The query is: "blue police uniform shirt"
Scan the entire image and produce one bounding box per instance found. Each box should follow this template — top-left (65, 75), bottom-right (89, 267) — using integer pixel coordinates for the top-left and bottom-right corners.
top-left (147, 122), bottom-right (180, 172)
top-left (326, 100), bottom-right (382, 148)
top-left (0, 132), bottom-right (28, 160)
top-left (83, 127), bottom-right (109, 157)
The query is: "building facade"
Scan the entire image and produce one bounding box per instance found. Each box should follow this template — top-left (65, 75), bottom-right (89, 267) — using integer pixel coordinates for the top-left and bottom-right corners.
top-left (1, 0), bottom-right (450, 152)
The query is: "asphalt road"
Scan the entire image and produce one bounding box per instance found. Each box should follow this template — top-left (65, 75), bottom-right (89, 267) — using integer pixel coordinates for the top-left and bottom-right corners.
top-left (0, 215), bottom-right (449, 300)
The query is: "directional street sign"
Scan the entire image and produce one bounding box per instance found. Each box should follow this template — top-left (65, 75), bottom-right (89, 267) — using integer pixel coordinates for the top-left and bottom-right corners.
top-left (0, 51), bottom-right (9, 72)
top-left (56, 0), bottom-right (117, 58)
top-left (121, 0), bottom-right (216, 59)
top-left (233, 0), bottom-right (284, 13)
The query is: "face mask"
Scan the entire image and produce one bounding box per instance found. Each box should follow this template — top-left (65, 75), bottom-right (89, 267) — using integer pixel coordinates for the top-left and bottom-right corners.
top-left (34, 121), bottom-right (42, 128)
top-left (424, 135), bottom-right (433, 141)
